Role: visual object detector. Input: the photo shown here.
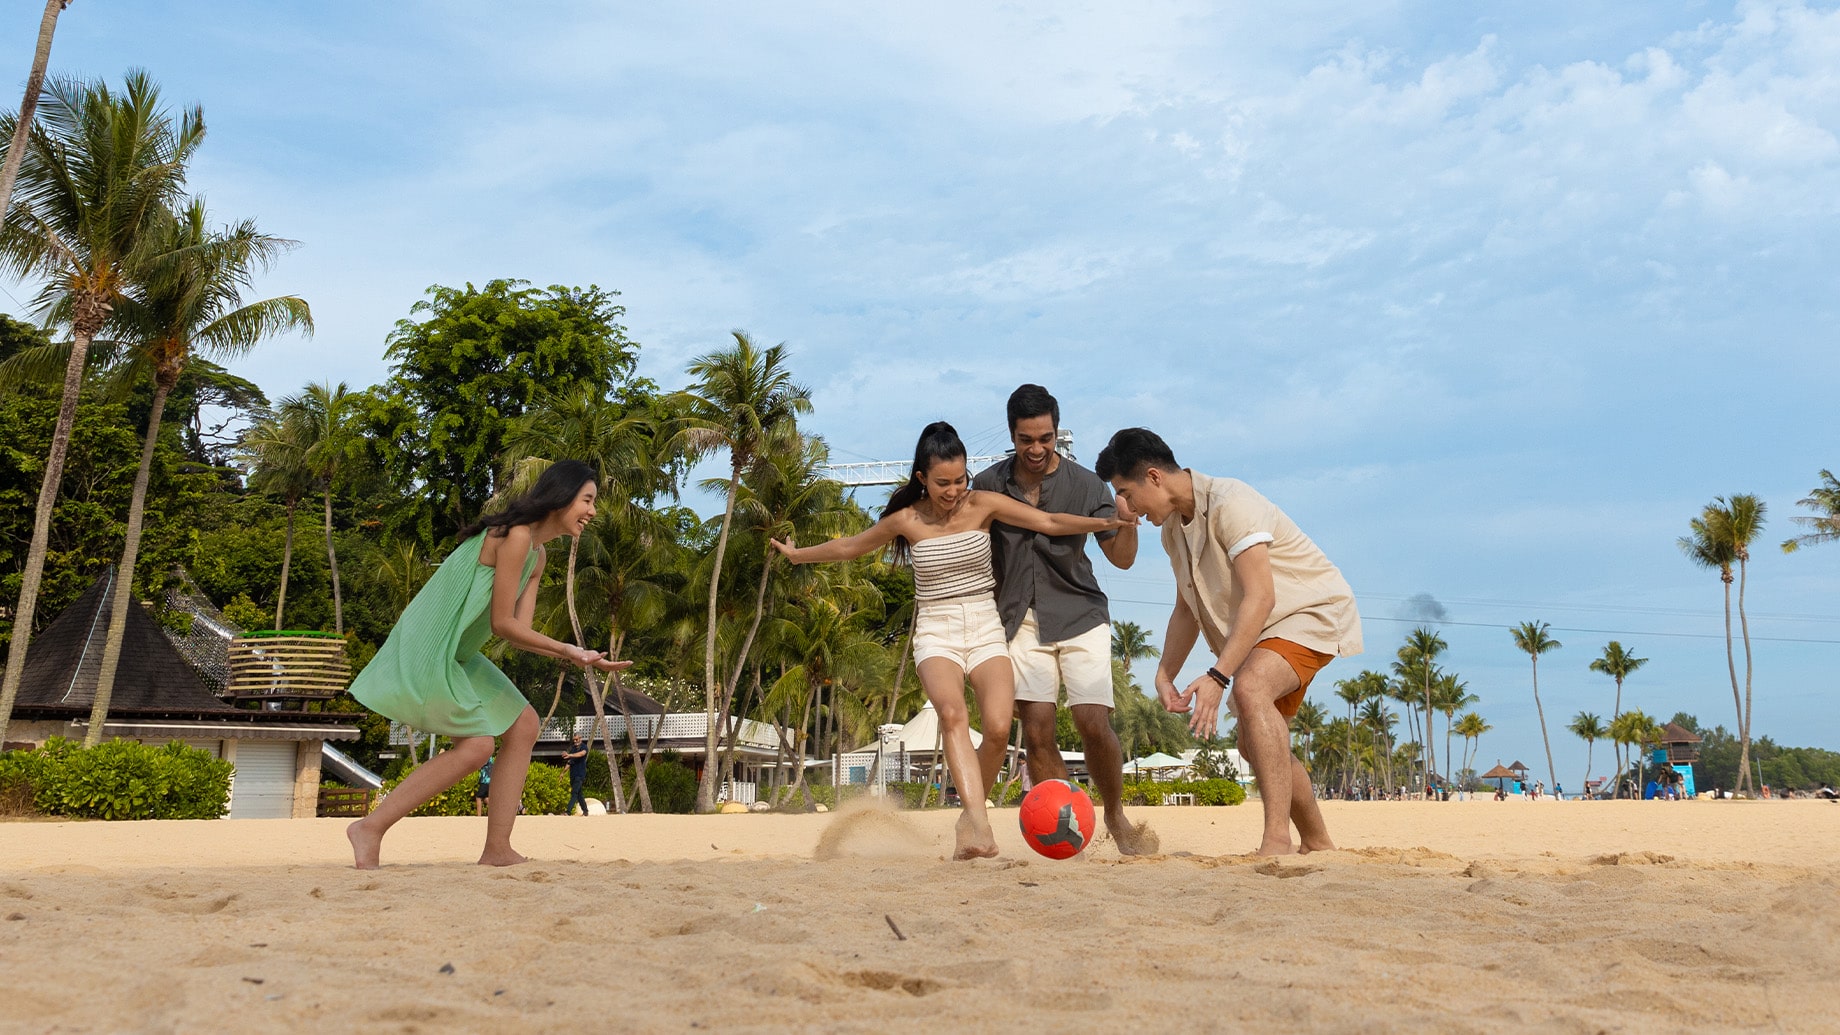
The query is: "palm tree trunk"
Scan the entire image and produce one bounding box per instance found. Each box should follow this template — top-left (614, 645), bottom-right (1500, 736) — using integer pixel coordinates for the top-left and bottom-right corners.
top-left (0, 0), bottom-right (65, 220)
top-left (607, 631), bottom-right (652, 813)
top-left (1611, 675), bottom-right (1623, 790)
top-left (0, 326), bottom-right (95, 746)
top-left (323, 488), bottom-right (343, 636)
top-left (274, 496), bottom-right (296, 628)
top-left (1531, 657), bottom-right (1557, 792)
top-left (84, 380), bottom-right (172, 745)
top-left (1736, 557), bottom-right (1755, 795)
top-left (1719, 576), bottom-right (1745, 794)
top-left (1423, 675), bottom-right (1435, 788)
top-left (697, 466), bottom-right (743, 813)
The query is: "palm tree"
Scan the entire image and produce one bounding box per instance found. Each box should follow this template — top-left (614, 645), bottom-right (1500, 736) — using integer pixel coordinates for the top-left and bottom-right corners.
top-left (0, 71), bottom-right (203, 746)
top-left (1679, 498), bottom-right (1766, 794)
top-left (1432, 672), bottom-right (1476, 790)
top-left (1333, 670), bottom-right (1385, 795)
top-left (0, 0), bottom-right (71, 220)
top-left (78, 203), bottom-right (309, 742)
top-left (675, 332), bottom-right (811, 812)
top-left (1453, 711), bottom-right (1491, 787)
top-left (1609, 709), bottom-right (1661, 798)
top-left (1398, 626), bottom-right (1446, 787)
top-left (1510, 620), bottom-right (1562, 792)
top-left (1112, 620), bottom-right (1157, 663)
top-left (278, 381), bottom-right (365, 636)
top-left (1291, 698), bottom-right (1328, 775)
top-left (1588, 641), bottom-right (1647, 780)
top-left (1782, 470), bottom-right (1840, 554)
top-left (1567, 712), bottom-right (1605, 799)
top-left (240, 411), bottom-right (315, 627)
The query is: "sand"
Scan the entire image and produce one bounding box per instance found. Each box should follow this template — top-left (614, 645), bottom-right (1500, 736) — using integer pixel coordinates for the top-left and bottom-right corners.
top-left (3, 798), bottom-right (1835, 1033)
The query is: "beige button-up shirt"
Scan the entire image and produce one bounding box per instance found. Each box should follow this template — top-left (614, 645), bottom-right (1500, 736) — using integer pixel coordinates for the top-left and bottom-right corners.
top-left (1162, 471), bottom-right (1363, 659)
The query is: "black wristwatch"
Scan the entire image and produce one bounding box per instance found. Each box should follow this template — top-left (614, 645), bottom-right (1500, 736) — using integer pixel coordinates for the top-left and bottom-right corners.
top-left (1204, 667), bottom-right (1230, 688)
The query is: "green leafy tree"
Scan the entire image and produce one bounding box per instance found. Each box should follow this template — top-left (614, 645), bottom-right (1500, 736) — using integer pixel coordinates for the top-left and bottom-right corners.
top-left (1510, 620), bottom-right (1562, 792)
top-left (1680, 496), bottom-right (1766, 794)
top-left (378, 279), bottom-right (637, 541)
top-left (278, 381), bottom-right (368, 635)
top-left (1397, 626), bottom-right (1446, 787)
top-left (675, 332), bottom-right (810, 813)
top-left (1567, 712), bottom-right (1605, 798)
top-left (78, 201), bottom-right (309, 743)
top-left (1453, 711), bottom-right (1491, 786)
top-left (0, 71), bottom-right (203, 745)
top-left (1588, 641), bottom-right (1647, 780)
top-left (1782, 470), bottom-right (1840, 554)
top-left (1432, 672), bottom-right (1476, 788)
top-left (239, 409), bottom-right (314, 627)
top-left (1609, 709), bottom-right (1661, 797)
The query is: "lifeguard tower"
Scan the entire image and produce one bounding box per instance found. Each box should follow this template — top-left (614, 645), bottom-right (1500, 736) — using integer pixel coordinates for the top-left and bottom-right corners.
top-left (1653, 721), bottom-right (1701, 797)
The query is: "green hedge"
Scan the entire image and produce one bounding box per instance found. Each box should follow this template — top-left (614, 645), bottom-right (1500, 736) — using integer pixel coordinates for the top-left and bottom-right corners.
top-left (378, 760), bottom-right (571, 817)
top-left (0, 737), bottom-right (233, 820)
top-left (1109, 777), bottom-right (1247, 807)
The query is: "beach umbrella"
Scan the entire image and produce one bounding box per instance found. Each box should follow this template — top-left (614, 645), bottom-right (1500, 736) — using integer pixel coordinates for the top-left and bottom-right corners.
top-left (1480, 763), bottom-right (1518, 794)
top-left (1124, 752), bottom-right (1189, 779)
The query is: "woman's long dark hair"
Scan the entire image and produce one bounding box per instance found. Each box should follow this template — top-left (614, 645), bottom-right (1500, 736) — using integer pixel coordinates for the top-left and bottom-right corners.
top-left (882, 421), bottom-right (966, 560)
top-left (458, 459), bottom-right (598, 540)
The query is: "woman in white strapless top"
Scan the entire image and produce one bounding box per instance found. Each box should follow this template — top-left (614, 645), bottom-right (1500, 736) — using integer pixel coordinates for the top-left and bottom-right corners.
top-left (773, 422), bottom-right (1131, 860)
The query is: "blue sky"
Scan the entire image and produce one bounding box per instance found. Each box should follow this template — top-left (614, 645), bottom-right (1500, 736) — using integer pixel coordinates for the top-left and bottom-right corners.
top-left (7, 2), bottom-right (1838, 781)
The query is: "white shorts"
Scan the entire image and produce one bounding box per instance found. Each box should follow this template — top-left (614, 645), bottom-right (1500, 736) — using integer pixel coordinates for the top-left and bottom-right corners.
top-left (1009, 609), bottom-right (1114, 709)
top-left (913, 596), bottom-right (1009, 672)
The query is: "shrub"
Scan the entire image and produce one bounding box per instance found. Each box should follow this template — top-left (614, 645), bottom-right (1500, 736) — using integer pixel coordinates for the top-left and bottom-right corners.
top-left (378, 759), bottom-right (572, 816)
top-left (1101, 776), bottom-right (1246, 807)
top-left (639, 756), bottom-right (697, 814)
top-left (0, 737), bottom-right (232, 820)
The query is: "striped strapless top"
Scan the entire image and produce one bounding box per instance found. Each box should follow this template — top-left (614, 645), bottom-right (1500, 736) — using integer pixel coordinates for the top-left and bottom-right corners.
top-left (911, 529), bottom-right (997, 602)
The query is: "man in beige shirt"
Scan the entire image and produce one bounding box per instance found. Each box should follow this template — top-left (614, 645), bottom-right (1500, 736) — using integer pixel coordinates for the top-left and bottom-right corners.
top-left (1096, 428), bottom-right (1362, 856)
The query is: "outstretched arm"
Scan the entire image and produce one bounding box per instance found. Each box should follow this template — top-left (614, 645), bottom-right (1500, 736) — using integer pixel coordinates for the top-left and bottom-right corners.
top-left (771, 515), bottom-right (904, 564)
top-left (976, 490), bottom-right (1134, 537)
top-left (490, 528), bottom-right (632, 672)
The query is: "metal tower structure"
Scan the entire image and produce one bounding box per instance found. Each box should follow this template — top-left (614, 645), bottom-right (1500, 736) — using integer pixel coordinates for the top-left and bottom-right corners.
top-left (820, 430), bottom-right (1075, 487)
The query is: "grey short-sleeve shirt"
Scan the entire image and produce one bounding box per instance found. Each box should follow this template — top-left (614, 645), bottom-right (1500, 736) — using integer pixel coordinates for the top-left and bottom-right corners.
top-left (972, 455), bottom-right (1115, 643)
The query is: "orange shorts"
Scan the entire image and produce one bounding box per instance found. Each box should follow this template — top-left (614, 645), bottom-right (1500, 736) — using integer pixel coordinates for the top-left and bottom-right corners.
top-left (1255, 637), bottom-right (1335, 720)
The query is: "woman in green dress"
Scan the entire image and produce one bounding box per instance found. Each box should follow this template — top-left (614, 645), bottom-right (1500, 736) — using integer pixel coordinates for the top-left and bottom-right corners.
top-left (346, 460), bottom-right (630, 869)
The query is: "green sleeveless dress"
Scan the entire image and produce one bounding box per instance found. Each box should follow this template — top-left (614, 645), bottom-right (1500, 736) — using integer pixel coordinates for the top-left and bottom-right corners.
top-left (348, 532), bottom-right (538, 737)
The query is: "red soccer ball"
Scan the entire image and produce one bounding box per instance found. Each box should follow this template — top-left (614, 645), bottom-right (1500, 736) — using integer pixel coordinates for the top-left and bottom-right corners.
top-left (1018, 779), bottom-right (1096, 859)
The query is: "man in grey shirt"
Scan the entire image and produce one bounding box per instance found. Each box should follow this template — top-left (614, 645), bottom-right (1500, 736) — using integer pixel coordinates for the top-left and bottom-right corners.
top-left (973, 384), bottom-right (1156, 855)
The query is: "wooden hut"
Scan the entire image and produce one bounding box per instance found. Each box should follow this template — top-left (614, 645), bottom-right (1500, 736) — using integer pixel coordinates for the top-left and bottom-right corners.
top-left (5, 569), bottom-right (359, 818)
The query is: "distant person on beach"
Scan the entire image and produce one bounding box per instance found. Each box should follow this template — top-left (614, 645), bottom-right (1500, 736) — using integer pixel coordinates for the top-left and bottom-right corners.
top-left (345, 461), bottom-right (632, 869)
top-left (971, 385), bottom-right (1156, 856)
top-left (772, 422), bottom-right (1131, 860)
top-left (473, 758), bottom-right (494, 817)
top-left (564, 734), bottom-right (590, 816)
top-left (1096, 428), bottom-right (1362, 857)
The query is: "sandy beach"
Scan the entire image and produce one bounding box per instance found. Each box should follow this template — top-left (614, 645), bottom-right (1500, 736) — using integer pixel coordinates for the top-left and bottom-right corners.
top-left (3, 798), bottom-right (1835, 1033)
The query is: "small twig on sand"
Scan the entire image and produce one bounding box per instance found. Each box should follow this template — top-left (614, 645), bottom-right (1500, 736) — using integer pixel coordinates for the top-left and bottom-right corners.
top-left (884, 914), bottom-right (907, 941)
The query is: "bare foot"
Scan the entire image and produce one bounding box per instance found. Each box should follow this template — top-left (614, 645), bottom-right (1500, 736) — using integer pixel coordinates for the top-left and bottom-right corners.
top-left (1254, 838), bottom-right (1298, 857)
top-left (1109, 815), bottom-right (1160, 857)
top-left (952, 813), bottom-right (999, 861)
top-left (347, 820), bottom-right (381, 870)
top-left (477, 846), bottom-right (528, 867)
top-left (1298, 836), bottom-right (1336, 855)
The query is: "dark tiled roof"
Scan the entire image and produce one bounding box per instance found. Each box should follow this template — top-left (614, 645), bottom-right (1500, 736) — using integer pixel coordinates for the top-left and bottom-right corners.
top-left (16, 567), bottom-right (245, 718)
top-left (573, 679), bottom-right (666, 717)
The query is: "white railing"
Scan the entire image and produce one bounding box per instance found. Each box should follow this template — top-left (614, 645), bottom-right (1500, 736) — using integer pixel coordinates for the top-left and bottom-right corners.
top-left (543, 713), bottom-right (782, 751)
top-left (718, 781), bottom-right (758, 805)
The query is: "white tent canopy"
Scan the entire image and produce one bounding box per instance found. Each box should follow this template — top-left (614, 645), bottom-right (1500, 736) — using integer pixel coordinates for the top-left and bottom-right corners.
top-left (850, 700), bottom-right (983, 754)
top-left (1123, 751), bottom-right (1189, 772)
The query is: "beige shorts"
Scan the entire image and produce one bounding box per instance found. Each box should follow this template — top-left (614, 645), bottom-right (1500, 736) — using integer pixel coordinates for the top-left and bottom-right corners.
top-left (913, 596), bottom-right (1009, 672)
top-left (1009, 609), bottom-right (1114, 709)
